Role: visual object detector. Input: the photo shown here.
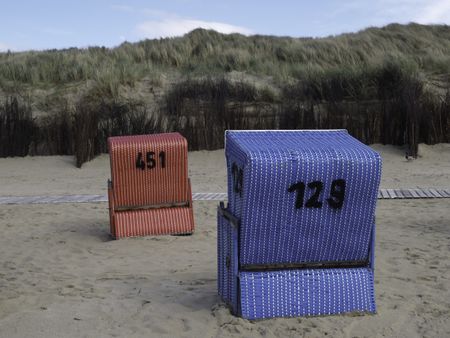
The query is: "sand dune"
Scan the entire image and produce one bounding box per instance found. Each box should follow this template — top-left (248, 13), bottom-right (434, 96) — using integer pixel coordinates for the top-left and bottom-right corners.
top-left (0, 144), bottom-right (449, 337)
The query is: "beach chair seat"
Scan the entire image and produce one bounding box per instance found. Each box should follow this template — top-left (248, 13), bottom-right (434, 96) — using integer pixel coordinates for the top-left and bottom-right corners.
top-left (108, 133), bottom-right (194, 239)
top-left (218, 130), bottom-right (381, 319)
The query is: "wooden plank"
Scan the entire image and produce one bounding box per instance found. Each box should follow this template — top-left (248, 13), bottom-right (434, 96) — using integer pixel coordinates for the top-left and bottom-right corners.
top-left (422, 189), bottom-right (435, 198)
top-left (409, 189), bottom-right (420, 198)
top-left (394, 189), bottom-right (405, 198)
top-left (387, 189), bottom-right (397, 198)
top-left (415, 189), bottom-right (428, 198)
top-left (401, 189), bottom-right (413, 198)
top-left (380, 189), bottom-right (389, 199)
top-left (429, 189), bottom-right (443, 198)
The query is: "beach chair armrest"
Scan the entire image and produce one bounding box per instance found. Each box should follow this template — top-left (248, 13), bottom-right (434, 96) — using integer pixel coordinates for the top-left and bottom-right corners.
top-left (218, 202), bottom-right (240, 229)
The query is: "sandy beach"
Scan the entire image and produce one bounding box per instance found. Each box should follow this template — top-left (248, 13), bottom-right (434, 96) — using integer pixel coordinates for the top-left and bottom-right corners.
top-left (0, 144), bottom-right (449, 337)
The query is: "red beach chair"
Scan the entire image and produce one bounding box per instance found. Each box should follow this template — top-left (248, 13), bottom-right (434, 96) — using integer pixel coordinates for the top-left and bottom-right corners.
top-left (107, 133), bottom-right (194, 238)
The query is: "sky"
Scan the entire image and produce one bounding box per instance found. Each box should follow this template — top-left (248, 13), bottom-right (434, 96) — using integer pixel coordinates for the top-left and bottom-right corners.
top-left (1, 0), bottom-right (450, 52)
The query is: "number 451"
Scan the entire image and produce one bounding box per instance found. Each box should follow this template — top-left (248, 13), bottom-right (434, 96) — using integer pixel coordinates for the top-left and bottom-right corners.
top-left (288, 179), bottom-right (346, 210)
top-left (136, 151), bottom-right (166, 170)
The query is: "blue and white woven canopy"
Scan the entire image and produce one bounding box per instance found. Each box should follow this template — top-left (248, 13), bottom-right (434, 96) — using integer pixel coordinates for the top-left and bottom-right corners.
top-left (225, 130), bottom-right (382, 266)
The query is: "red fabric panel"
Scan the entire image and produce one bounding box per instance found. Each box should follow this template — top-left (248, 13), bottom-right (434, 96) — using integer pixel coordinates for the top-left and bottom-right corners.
top-left (107, 133), bottom-right (194, 238)
top-left (113, 205), bottom-right (194, 238)
top-left (108, 133), bottom-right (189, 208)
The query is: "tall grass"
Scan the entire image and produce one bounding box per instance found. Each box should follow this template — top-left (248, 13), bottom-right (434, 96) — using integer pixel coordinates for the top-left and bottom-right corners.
top-left (0, 95), bottom-right (163, 167)
top-left (164, 65), bottom-right (448, 154)
top-left (0, 23), bottom-right (449, 165)
top-left (0, 97), bottom-right (36, 157)
top-left (73, 97), bottom-right (163, 167)
top-left (1, 23), bottom-right (450, 87)
top-left (280, 60), bottom-right (439, 155)
top-left (165, 77), bottom-right (278, 149)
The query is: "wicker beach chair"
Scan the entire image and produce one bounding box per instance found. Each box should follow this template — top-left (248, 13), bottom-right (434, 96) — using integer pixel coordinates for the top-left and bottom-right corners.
top-left (218, 130), bottom-right (382, 319)
top-left (107, 133), bottom-right (194, 239)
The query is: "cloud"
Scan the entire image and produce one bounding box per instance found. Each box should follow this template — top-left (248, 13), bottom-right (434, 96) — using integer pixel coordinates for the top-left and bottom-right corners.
top-left (136, 18), bottom-right (253, 39)
top-left (416, 0), bottom-right (450, 23)
top-left (324, 0), bottom-right (450, 30)
top-left (373, 0), bottom-right (450, 24)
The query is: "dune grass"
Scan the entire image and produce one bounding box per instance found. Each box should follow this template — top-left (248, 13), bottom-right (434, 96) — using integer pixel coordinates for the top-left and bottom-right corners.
top-left (0, 23), bottom-right (449, 165)
top-left (1, 23), bottom-right (450, 87)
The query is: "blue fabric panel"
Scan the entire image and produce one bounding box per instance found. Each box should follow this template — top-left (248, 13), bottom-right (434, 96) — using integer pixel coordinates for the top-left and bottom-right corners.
top-left (217, 210), bottom-right (228, 302)
top-left (217, 213), bottom-right (239, 314)
top-left (225, 130), bottom-right (382, 266)
top-left (239, 268), bottom-right (375, 320)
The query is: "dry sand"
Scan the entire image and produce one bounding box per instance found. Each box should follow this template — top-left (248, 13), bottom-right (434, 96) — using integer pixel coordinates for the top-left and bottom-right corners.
top-left (0, 144), bottom-right (449, 337)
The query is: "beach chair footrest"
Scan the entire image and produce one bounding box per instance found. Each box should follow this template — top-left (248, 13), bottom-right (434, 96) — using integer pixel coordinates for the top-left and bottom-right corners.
top-left (112, 206), bottom-right (194, 239)
top-left (239, 267), bottom-right (375, 320)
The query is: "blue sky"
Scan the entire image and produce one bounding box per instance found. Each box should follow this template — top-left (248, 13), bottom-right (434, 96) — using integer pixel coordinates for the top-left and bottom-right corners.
top-left (1, 0), bottom-right (450, 51)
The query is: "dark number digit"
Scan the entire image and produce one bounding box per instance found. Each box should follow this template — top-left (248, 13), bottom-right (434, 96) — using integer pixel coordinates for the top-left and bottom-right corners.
top-left (327, 179), bottom-right (346, 209)
top-left (136, 152), bottom-right (145, 170)
top-left (159, 151), bottom-right (166, 168)
top-left (146, 151), bottom-right (156, 169)
top-left (232, 163), bottom-right (243, 197)
top-left (136, 151), bottom-right (167, 170)
top-left (305, 181), bottom-right (323, 208)
top-left (288, 182), bottom-right (306, 209)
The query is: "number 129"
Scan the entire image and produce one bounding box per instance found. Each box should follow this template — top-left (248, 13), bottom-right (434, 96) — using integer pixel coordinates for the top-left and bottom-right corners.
top-left (288, 179), bottom-right (346, 210)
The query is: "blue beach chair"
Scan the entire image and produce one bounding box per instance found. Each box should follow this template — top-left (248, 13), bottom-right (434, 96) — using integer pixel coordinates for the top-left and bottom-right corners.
top-left (217, 130), bottom-right (382, 319)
